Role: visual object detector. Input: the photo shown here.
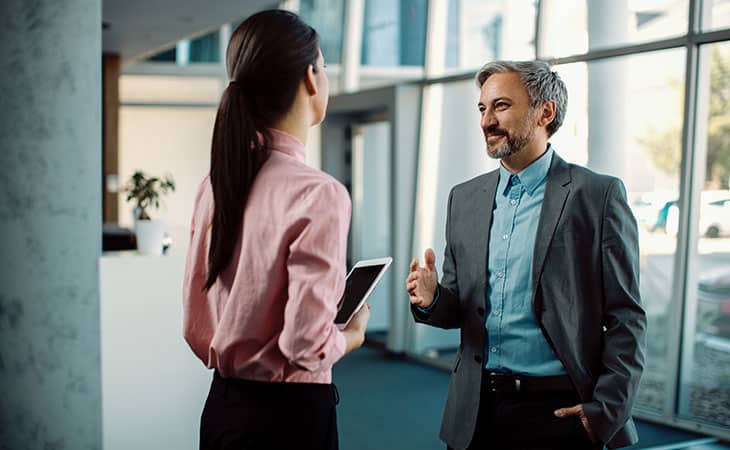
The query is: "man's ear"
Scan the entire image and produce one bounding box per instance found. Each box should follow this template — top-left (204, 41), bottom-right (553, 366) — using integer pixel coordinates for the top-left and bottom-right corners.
top-left (304, 64), bottom-right (318, 96)
top-left (537, 101), bottom-right (556, 128)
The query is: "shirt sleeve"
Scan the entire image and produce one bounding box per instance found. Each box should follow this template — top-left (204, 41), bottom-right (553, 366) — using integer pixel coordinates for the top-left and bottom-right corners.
top-left (278, 179), bottom-right (351, 372)
top-left (182, 178), bottom-right (216, 365)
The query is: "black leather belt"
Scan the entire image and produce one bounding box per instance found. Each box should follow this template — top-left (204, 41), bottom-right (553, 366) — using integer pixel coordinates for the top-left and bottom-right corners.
top-left (482, 371), bottom-right (574, 394)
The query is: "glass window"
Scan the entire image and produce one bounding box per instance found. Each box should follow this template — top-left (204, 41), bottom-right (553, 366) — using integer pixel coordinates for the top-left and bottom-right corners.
top-left (361, 0), bottom-right (428, 67)
top-left (188, 30), bottom-right (220, 63)
top-left (350, 121), bottom-right (392, 332)
top-left (410, 79), bottom-right (499, 362)
top-left (678, 41), bottom-right (730, 428)
top-left (445, 0), bottom-right (536, 72)
top-left (299, 0), bottom-right (346, 64)
top-left (146, 47), bottom-right (176, 63)
top-left (539, 0), bottom-right (689, 59)
top-left (702, 0), bottom-right (730, 31)
top-left (144, 30), bottom-right (220, 64)
top-left (553, 49), bottom-right (687, 412)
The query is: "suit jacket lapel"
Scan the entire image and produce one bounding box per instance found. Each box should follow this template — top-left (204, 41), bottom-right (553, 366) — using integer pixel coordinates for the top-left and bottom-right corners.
top-left (532, 154), bottom-right (572, 305)
top-left (476, 171), bottom-right (500, 298)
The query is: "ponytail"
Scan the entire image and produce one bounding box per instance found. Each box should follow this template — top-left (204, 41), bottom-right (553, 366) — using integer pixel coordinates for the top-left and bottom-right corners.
top-left (202, 9), bottom-right (319, 290)
top-left (204, 84), bottom-right (270, 291)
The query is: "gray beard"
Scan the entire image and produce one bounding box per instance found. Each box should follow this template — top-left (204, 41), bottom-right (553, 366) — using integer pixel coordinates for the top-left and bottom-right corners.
top-left (486, 127), bottom-right (534, 160)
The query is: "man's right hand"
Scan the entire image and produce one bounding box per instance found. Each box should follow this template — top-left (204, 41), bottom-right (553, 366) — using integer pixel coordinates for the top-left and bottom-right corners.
top-left (406, 248), bottom-right (439, 309)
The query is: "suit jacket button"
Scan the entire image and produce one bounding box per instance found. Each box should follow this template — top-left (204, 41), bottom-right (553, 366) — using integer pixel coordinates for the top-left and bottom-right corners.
top-left (474, 355), bottom-right (483, 363)
top-left (477, 307), bottom-right (485, 316)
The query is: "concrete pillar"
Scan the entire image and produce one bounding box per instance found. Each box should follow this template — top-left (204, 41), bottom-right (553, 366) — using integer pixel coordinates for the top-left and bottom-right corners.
top-left (0, 0), bottom-right (102, 448)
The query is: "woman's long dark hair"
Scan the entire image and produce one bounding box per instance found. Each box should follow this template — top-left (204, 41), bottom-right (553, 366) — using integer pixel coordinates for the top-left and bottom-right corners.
top-left (204, 10), bottom-right (320, 290)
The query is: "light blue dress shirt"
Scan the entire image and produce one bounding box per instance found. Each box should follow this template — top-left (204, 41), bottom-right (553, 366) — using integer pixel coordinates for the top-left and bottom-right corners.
top-left (484, 146), bottom-right (566, 376)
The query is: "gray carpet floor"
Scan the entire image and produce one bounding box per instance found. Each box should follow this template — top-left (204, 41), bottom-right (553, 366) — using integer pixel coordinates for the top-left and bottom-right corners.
top-left (333, 346), bottom-right (728, 450)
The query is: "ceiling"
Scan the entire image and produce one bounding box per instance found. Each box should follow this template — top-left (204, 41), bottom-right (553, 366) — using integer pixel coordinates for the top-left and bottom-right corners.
top-left (102, 0), bottom-right (277, 63)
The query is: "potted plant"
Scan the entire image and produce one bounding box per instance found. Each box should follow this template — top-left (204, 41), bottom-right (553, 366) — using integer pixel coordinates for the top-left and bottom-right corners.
top-left (123, 170), bottom-right (176, 255)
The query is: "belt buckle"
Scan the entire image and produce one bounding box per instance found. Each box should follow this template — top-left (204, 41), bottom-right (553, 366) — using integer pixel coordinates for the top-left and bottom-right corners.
top-left (488, 372), bottom-right (522, 393)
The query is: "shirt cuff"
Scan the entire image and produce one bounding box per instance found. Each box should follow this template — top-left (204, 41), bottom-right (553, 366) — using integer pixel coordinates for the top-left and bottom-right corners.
top-left (417, 286), bottom-right (440, 313)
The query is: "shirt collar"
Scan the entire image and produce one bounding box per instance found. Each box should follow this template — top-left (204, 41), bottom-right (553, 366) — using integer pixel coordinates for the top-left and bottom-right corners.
top-left (266, 128), bottom-right (306, 162)
top-left (498, 144), bottom-right (554, 196)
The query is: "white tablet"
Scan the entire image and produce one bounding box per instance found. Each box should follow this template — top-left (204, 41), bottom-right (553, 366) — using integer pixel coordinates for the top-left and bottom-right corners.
top-left (334, 257), bottom-right (393, 329)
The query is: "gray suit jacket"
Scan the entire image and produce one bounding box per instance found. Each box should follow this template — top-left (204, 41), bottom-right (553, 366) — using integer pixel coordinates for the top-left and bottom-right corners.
top-left (412, 154), bottom-right (647, 450)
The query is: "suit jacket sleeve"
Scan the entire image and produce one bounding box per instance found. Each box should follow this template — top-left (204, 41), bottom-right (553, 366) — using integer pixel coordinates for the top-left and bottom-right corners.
top-left (411, 188), bottom-right (462, 329)
top-left (583, 178), bottom-right (647, 443)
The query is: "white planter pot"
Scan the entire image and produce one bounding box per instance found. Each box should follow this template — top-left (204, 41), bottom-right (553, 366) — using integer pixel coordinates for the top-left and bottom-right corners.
top-left (134, 220), bottom-right (165, 256)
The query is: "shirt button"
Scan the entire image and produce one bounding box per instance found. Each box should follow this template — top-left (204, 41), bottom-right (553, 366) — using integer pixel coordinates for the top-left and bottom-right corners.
top-left (491, 347), bottom-right (497, 353)
top-left (474, 355), bottom-right (483, 363)
top-left (497, 271), bottom-right (504, 278)
top-left (494, 309), bottom-right (501, 316)
top-left (502, 234), bottom-right (509, 240)
top-left (510, 199), bottom-right (517, 205)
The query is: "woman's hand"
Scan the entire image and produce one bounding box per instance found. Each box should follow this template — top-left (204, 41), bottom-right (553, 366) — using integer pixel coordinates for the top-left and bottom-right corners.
top-left (342, 304), bottom-right (370, 354)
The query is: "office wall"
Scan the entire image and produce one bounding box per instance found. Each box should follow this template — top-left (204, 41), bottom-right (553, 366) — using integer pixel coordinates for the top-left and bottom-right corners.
top-left (117, 75), bottom-right (221, 255)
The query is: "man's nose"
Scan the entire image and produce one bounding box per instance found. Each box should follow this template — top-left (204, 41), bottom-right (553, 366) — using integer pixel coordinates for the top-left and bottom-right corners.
top-left (481, 110), bottom-right (497, 129)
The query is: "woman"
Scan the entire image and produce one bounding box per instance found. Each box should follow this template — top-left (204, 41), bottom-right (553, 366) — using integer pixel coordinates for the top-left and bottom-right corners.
top-left (182, 10), bottom-right (370, 450)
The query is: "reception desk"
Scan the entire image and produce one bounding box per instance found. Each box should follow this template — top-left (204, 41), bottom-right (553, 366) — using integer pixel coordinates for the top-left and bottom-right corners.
top-left (100, 253), bottom-right (211, 450)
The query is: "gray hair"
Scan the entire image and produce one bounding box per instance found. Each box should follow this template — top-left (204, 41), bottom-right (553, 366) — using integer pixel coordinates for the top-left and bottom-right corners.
top-left (475, 60), bottom-right (567, 137)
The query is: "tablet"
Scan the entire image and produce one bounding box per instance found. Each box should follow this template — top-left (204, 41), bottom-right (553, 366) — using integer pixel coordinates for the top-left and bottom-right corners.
top-left (334, 257), bottom-right (393, 329)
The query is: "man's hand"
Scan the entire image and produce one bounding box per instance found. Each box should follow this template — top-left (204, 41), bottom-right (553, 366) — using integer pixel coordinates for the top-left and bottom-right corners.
top-left (406, 248), bottom-right (439, 309)
top-left (554, 404), bottom-right (598, 443)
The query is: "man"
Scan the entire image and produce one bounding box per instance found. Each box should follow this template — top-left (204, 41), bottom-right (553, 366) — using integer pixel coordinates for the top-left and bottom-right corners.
top-left (406, 60), bottom-right (646, 450)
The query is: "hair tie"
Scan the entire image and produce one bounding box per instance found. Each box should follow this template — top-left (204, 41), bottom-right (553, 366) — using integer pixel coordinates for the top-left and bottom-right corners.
top-left (229, 80), bottom-right (237, 87)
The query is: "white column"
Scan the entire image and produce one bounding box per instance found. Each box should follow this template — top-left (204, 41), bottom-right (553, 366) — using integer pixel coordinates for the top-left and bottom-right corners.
top-left (424, 0), bottom-right (448, 77)
top-left (279, 0), bottom-right (301, 12)
top-left (414, 0), bottom-right (448, 258)
top-left (409, 0), bottom-right (450, 353)
top-left (586, 0), bottom-right (631, 179)
top-left (340, 0), bottom-right (365, 92)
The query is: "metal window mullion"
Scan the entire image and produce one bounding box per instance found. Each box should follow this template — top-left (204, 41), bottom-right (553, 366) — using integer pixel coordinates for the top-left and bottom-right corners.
top-left (663, 0), bottom-right (701, 423)
top-left (548, 35), bottom-right (688, 65)
top-left (693, 27), bottom-right (730, 44)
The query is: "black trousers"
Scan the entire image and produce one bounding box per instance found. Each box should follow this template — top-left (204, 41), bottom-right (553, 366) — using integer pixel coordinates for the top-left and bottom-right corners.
top-left (453, 384), bottom-right (603, 450)
top-left (200, 371), bottom-right (339, 450)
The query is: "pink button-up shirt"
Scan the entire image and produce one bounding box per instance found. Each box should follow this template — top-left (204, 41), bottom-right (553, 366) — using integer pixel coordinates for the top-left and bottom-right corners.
top-left (183, 128), bottom-right (350, 384)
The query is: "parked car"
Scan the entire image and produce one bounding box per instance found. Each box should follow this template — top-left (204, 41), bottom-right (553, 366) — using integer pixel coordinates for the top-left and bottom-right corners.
top-left (699, 197), bottom-right (730, 238)
top-left (660, 190), bottom-right (730, 238)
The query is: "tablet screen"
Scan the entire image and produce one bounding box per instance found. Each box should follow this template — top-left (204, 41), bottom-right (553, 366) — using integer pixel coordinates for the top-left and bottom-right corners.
top-left (334, 263), bottom-right (387, 325)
